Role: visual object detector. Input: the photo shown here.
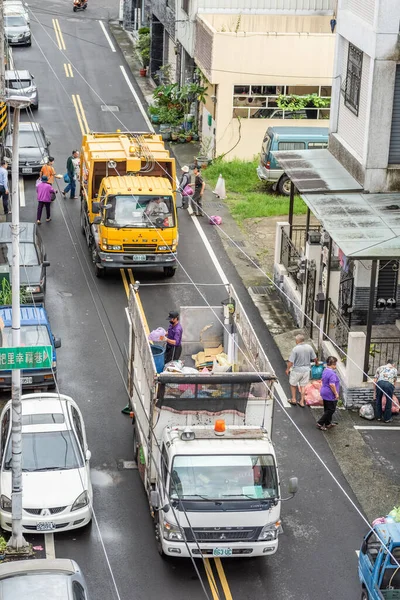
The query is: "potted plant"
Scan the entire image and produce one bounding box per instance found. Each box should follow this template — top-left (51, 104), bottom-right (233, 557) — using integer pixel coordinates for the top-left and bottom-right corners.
top-left (137, 29), bottom-right (150, 76)
top-left (148, 104), bottom-right (160, 124)
top-left (192, 131), bottom-right (199, 141)
top-left (178, 133), bottom-right (186, 144)
top-left (196, 136), bottom-right (213, 167)
top-left (185, 132), bottom-right (192, 142)
top-left (171, 128), bottom-right (179, 141)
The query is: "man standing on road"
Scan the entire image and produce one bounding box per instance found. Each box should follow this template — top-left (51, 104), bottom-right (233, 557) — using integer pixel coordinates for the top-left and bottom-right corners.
top-left (0, 160), bottom-right (10, 215)
top-left (190, 166), bottom-right (205, 217)
top-left (374, 359), bottom-right (397, 423)
top-left (164, 311), bottom-right (183, 364)
top-left (62, 150), bottom-right (79, 199)
top-left (286, 333), bottom-right (318, 407)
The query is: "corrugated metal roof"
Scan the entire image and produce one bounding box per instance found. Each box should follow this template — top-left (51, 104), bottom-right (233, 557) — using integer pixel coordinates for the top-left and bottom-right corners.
top-left (0, 305), bottom-right (47, 326)
top-left (271, 149), bottom-right (363, 193)
top-left (104, 176), bottom-right (173, 194)
top-left (302, 192), bottom-right (400, 258)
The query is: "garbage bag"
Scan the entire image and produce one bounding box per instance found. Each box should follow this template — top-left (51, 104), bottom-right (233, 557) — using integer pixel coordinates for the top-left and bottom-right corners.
top-left (148, 327), bottom-right (166, 342)
top-left (359, 403), bottom-right (375, 420)
top-left (388, 507), bottom-right (400, 523)
top-left (311, 363), bottom-right (325, 380)
top-left (163, 360), bottom-right (184, 373)
top-left (210, 215), bottom-right (222, 225)
top-left (213, 174), bottom-right (226, 199)
top-left (383, 393), bottom-right (400, 414)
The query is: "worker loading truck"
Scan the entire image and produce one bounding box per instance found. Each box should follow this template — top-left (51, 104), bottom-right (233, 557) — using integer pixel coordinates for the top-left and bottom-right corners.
top-left (80, 132), bottom-right (178, 278)
top-left (125, 284), bottom-right (298, 558)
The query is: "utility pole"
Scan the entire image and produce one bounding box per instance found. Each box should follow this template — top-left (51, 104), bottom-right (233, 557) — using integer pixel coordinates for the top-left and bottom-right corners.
top-left (6, 95), bottom-right (31, 551)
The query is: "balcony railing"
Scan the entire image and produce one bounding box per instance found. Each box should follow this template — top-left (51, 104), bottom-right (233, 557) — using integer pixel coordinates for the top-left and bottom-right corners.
top-left (325, 299), bottom-right (350, 362)
top-left (280, 229), bottom-right (304, 295)
top-left (291, 225), bottom-right (322, 254)
top-left (367, 338), bottom-right (400, 376)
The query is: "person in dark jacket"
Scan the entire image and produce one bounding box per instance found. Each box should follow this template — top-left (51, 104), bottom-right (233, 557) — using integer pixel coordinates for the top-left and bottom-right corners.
top-left (62, 150), bottom-right (79, 199)
top-left (164, 311), bottom-right (183, 363)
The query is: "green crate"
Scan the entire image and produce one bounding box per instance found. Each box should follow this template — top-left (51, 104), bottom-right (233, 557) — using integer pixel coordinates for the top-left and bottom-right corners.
top-left (381, 589), bottom-right (400, 600)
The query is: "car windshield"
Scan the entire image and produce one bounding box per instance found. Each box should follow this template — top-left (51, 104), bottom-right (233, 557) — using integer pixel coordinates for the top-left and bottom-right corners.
top-left (4, 430), bottom-right (83, 471)
top-left (5, 15), bottom-right (26, 26)
top-left (2, 325), bottom-right (51, 347)
top-left (19, 130), bottom-right (45, 148)
top-left (0, 242), bottom-right (39, 266)
top-left (104, 195), bottom-right (175, 228)
top-left (8, 79), bottom-right (31, 90)
top-left (170, 454), bottom-right (278, 501)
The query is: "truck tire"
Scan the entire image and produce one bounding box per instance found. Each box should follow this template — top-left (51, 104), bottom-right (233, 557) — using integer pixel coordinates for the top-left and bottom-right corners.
top-left (154, 516), bottom-right (167, 558)
top-left (277, 175), bottom-right (292, 196)
top-left (163, 266), bottom-right (176, 278)
top-left (80, 208), bottom-right (86, 235)
top-left (92, 247), bottom-right (105, 278)
top-left (361, 591), bottom-right (368, 600)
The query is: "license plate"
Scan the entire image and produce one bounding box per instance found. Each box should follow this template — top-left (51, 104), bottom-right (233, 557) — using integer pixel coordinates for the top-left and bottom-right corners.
top-left (21, 377), bottom-right (33, 384)
top-left (212, 547), bottom-right (232, 557)
top-left (36, 522), bottom-right (55, 531)
top-left (132, 254), bottom-right (146, 262)
top-left (22, 167), bottom-right (32, 174)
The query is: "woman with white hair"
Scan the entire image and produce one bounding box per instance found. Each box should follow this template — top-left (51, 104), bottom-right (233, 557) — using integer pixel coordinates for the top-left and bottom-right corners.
top-left (178, 165), bottom-right (191, 209)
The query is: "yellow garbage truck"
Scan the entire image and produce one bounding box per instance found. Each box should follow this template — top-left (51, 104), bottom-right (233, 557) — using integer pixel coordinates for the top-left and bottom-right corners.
top-left (80, 132), bottom-right (178, 278)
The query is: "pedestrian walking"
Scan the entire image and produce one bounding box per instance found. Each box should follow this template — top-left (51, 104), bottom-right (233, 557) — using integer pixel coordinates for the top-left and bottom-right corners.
top-left (36, 175), bottom-right (56, 224)
top-left (374, 359), bottom-right (398, 423)
top-left (286, 333), bottom-right (318, 406)
top-left (40, 157), bottom-right (61, 186)
top-left (316, 356), bottom-right (340, 431)
top-left (62, 150), bottom-right (79, 199)
top-left (190, 166), bottom-right (205, 216)
top-left (0, 160), bottom-right (10, 215)
top-left (164, 310), bottom-right (183, 363)
top-left (178, 165), bottom-right (191, 209)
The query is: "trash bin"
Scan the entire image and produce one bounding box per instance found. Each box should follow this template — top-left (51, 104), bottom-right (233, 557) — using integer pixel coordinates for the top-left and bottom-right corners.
top-left (151, 345), bottom-right (165, 373)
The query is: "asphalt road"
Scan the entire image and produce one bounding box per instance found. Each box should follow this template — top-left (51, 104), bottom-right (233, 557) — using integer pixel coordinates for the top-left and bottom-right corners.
top-left (8, 2), bottom-right (369, 598)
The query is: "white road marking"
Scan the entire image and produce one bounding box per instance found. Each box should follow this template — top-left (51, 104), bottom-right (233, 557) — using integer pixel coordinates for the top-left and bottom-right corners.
top-left (275, 381), bottom-right (291, 408)
top-left (99, 20), bottom-right (116, 52)
top-left (189, 215), bottom-right (229, 289)
top-left (44, 533), bottom-right (55, 559)
top-left (19, 177), bottom-right (25, 207)
top-left (119, 66), bottom-right (154, 132)
top-left (354, 425), bottom-right (400, 431)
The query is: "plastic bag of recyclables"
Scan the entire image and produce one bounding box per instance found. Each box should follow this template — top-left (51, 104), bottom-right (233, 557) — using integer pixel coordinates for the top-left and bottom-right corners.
top-left (359, 403), bottom-right (375, 420)
top-left (304, 380), bottom-right (323, 406)
top-left (148, 327), bottom-right (166, 342)
top-left (382, 393), bottom-right (400, 414)
top-left (372, 507), bottom-right (400, 527)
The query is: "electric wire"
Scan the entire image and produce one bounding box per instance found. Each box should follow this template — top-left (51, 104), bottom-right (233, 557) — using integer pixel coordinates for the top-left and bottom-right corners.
top-left (19, 3), bottom-right (400, 573)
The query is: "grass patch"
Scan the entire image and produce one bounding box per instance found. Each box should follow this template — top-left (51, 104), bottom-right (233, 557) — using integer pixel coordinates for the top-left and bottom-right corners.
top-left (202, 158), bottom-right (306, 220)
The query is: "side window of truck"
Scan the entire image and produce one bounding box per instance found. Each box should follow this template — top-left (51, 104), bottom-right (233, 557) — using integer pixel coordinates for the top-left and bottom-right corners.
top-left (161, 445), bottom-right (169, 488)
top-left (277, 142), bottom-right (305, 151)
top-left (365, 532), bottom-right (381, 565)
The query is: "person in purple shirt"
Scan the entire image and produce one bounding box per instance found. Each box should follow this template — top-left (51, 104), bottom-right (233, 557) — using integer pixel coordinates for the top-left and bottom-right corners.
top-left (36, 175), bottom-right (56, 224)
top-left (317, 356), bottom-right (340, 431)
top-left (164, 310), bottom-right (183, 363)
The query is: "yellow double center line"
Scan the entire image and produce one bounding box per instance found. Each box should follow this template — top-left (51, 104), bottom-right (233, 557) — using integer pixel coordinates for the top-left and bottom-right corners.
top-left (52, 18), bottom-right (66, 50)
top-left (72, 94), bottom-right (90, 135)
top-left (64, 63), bottom-right (74, 78)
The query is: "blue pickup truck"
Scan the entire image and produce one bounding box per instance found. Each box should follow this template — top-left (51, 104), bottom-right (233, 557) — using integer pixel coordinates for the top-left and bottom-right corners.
top-left (0, 305), bottom-right (61, 390)
top-left (359, 522), bottom-right (400, 599)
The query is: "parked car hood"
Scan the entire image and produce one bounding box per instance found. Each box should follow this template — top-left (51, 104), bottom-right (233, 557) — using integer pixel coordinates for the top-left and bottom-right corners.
top-left (18, 147), bottom-right (46, 162)
top-left (1, 468), bottom-right (89, 508)
top-left (5, 25), bottom-right (29, 35)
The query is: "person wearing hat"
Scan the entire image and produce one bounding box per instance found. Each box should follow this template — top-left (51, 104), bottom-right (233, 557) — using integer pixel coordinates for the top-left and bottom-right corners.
top-left (164, 310), bottom-right (183, 363)
top-left (36, 175), bottom-right (57, 224)
top-left (178, 165), bottom-right (191, 209)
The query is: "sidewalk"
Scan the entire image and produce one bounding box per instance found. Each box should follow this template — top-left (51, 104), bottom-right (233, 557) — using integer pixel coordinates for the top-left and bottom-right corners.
top-left (110, 22), bottom-right (400, 521)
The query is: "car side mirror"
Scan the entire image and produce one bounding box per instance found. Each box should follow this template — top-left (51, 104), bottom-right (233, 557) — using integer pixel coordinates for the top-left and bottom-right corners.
top-left (85, 449), bottom-right (91, 461)
top-left (43, 261), bottom-right (50, 268)
top-left (93, 216), bottom-right (102, 225)
top-left (53, 337), bottom-right (61, 349)
top-left (92, 202), bottom-right (101, 214)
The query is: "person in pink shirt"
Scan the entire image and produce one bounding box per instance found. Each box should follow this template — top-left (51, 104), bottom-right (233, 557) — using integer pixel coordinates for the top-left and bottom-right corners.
top-left (36, 175), bottom-right (56, 224)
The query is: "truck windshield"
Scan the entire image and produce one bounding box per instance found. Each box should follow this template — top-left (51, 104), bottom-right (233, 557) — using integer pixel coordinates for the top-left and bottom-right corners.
top-left (170, 454), bottom-right (278, 501)
top-left (2, 325), bottom-right (51, 347)
top-left (105, 195), bottom-right (175, 228)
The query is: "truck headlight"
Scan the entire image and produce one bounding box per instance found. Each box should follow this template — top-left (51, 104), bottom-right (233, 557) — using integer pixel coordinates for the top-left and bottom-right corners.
top-left (258, 522), bottom-right (281, 541)
top-left (106, 245), bottom-right (122, 251)
top-left (71, 491), bottom-right (89, 512)
top-left (163, 520), bottom-right (185, 541)
top-left (25, 286), bottom-right (41, 293)
top-left (0, 495), bottom-right (11, 512)
top-left (158, 246), bottom-right (167, 251)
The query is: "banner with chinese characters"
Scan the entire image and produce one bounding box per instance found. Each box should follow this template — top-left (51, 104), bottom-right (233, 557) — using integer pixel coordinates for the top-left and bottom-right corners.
top-left (0, 346), bottom-right (52, 370)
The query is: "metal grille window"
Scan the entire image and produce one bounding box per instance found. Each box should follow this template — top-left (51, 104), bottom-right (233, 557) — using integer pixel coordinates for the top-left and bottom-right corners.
top-left (344, 44), bottom-right (363, 116)
top-left (182, 0), bottom-right (189, 13)
top-left (376, 260), bottom-right (399, 304)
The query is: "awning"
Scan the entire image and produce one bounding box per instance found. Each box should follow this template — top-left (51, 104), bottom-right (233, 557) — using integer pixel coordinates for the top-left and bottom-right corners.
top-left (271, 149), bottom-right (363, 194)
top-left (302, 192), bottom-right (400, 259)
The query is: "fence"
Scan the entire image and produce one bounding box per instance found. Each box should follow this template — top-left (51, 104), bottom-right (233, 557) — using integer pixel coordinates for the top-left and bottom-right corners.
top-left (325, 299), bottom-right (350, 362)
top-left (291, 225), bottom-right (322, 254)
top-left (280, 229), bottom-right (304, 296)
top-left (367, 338), bottom-right (400, 376)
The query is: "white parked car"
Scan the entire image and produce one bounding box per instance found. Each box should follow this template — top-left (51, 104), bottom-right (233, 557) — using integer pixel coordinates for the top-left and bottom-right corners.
top-left (4, 2), bottom-right (30, 24)
top-left (0, 393), bottom-right (93, 533)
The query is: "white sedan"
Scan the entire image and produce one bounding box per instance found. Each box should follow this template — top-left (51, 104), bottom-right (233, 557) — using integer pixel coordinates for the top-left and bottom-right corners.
top-left (0, 393), bottom-right (93, 533)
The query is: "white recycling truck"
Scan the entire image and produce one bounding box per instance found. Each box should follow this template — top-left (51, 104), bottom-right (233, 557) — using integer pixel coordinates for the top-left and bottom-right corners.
top-left (125, 285), bottom-right (298, 559)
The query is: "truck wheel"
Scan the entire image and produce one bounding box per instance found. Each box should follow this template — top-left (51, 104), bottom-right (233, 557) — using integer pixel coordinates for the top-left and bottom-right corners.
top-left (80, 209), bottom-right (86, 235)
top-left (277, 175), bottom-right (292, 196)
top-left (361, 591), bottom-right (368, 600)
top-left (94, 262), bottom-right (105, 278)
top-left (163, 267), bottom-right (176, 278)
top-left (154, 517), bottom-right (166, 558)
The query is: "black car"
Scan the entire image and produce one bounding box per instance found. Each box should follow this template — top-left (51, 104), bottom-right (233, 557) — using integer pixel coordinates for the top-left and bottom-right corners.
top-left (4, 122), bottom-right (50, 175)
top-left (0, 223), bottom-right (49, 303)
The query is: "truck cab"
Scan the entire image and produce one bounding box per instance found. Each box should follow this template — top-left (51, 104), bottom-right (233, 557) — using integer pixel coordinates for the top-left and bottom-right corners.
top-left (359, 523), bottom-right (400, 599)
top-left (0, 305), bottom-right (61, 390)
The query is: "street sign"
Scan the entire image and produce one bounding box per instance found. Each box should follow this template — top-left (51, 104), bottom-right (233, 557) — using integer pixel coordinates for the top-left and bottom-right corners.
top-left (0, 346), bottom-right (52, 370)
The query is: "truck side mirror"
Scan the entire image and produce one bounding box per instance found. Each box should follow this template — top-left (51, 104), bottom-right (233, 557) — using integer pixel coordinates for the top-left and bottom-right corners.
top-left (150, 490), bottom-right (160, 509)
top-left (53, 337), bottom-right (61, 349)
top-left (93, 216), bottom-right (102, 225)
top-left (92, 202), bottom-right (101, 214)
top-left (104, 204), bottom-right (112, 210)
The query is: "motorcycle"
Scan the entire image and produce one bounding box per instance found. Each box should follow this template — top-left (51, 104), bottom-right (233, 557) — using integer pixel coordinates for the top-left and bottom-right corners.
top-left (73, 0), bottom-right (87, 12)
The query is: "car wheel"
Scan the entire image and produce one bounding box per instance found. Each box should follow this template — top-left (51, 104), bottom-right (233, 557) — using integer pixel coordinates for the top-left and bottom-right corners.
top-left (163, 266), bottom-right (176, 278)
top-left (26, 40), bottom-right (32, 47)
top-left (277, 175), bottom-right (292, 196)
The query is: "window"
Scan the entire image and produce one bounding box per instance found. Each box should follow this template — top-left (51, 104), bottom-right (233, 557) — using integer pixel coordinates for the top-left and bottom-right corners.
top-left (4, 430), bottom-right (84, 471)
top-left (344, 44), bottom-right (363, 116)
top-left (73, 581), bottom-right (87, 600)
top-left (0, 409), bottom-right (10, 461)
top-left (182, 0), bottom-right (189, 14)
top-left (376, 260), bottom-right (399, 306)
top-left (71, 407), bottom-right (84, 452)
top-left (161, 444), bottom-right (169, 487)
top-left (308, 142), bottom-right (329, 149)
top-left (364, 531), bottom-right (381, 565)
top-left (278, 142), bottom-right (306, 151)
top-left (232, 84), bottom-right (331, 120)
top-left (105, 195), bottom-right (175, 229)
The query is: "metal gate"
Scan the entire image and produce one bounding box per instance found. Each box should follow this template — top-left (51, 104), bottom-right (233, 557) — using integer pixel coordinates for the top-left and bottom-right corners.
top-left (304, 260), bottom-right (316, 337)
top-left (339, 262), bottom-right (354, 326)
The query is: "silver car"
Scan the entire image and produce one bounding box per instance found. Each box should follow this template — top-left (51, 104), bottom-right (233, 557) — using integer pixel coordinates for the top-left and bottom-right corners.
top-left (0, 559), bottom-right (90, 599)
top-left (5, 0), bottom-right (30, 24)
top-left (4, 12), bottom-right (31, 46)
top-left (5, 70), bottom-right (38, 109)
